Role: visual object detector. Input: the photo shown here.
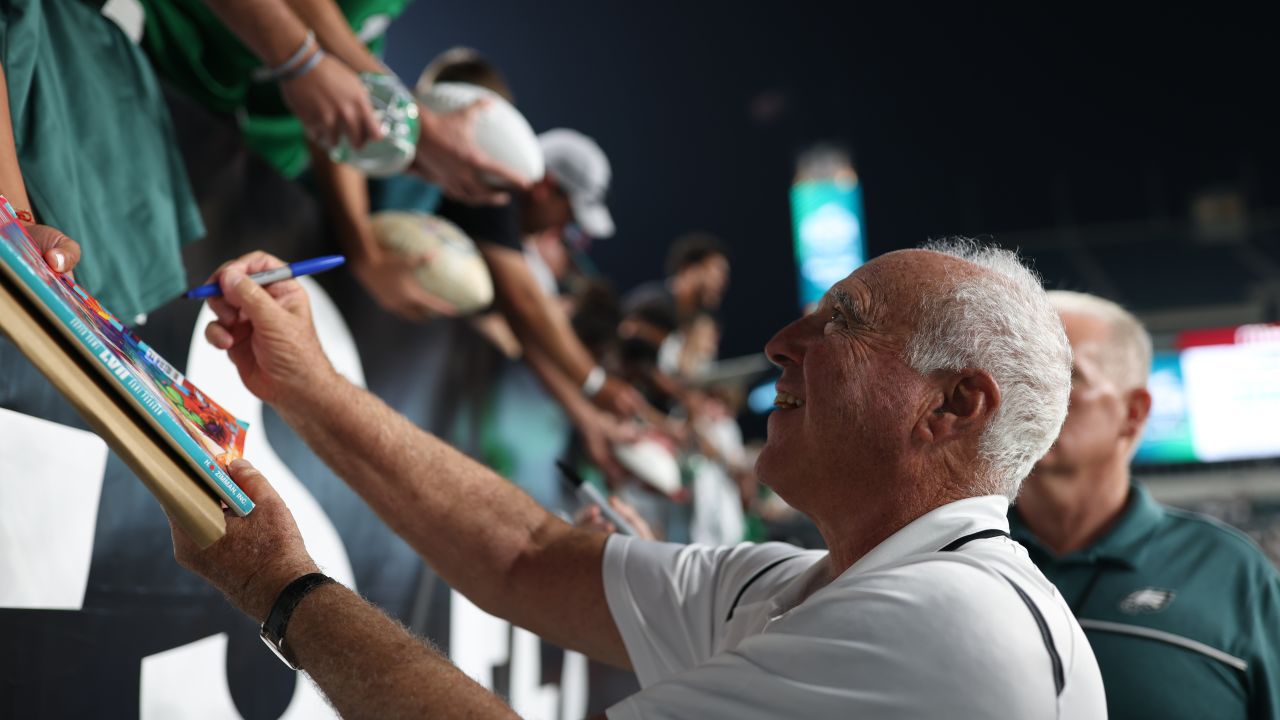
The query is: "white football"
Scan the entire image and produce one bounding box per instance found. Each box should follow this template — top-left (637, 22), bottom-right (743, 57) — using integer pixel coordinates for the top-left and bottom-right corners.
top-left (417, 82), bottom-right (545, 186)
top-left (612, 438), bottom-right (683, 498)
top-left (369, 210), bottom-right (494, 314)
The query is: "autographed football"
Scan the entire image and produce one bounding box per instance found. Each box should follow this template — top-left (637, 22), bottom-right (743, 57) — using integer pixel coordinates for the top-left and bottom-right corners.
top-left (369, 210), bottom-right (494, 314)
top-left (417, 82), bottom-right (545, 186)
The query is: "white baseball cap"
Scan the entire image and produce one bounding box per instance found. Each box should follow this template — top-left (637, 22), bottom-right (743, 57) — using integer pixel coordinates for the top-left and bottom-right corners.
top-left (538, 129), bottom-right (615, 239)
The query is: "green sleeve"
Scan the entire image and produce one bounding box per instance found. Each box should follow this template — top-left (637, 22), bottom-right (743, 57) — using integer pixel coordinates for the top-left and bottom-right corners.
top-left (1249, 565), bottom-right (1280, 718)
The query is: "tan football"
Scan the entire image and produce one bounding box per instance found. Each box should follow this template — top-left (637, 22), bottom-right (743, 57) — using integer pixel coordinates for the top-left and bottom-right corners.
top-left (369, 210), bottom-right (494, 313)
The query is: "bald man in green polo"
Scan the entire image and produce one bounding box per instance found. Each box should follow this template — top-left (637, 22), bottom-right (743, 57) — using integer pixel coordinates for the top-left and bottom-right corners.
top-left (1012, 290), bottom-right (1280, 719)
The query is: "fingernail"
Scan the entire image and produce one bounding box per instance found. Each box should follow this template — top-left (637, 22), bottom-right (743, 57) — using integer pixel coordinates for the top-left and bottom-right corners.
top-left (230, 459), bottom-right (252, 472)
top-left (50, 251), bottom-right (65, 272)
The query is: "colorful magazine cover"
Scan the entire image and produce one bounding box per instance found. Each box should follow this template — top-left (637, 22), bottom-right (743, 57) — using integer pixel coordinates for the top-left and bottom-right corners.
top-left (0, 196), bottom-right (252, 513)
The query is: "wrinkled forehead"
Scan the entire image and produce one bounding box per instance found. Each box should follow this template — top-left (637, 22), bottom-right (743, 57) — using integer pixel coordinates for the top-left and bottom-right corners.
top-left (830, 249), bottom-right (981, 329)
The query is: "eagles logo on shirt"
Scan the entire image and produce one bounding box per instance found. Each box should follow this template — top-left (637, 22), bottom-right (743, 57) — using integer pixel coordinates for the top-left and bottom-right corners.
top-left (1119, 588), bottom-right (1176, 614)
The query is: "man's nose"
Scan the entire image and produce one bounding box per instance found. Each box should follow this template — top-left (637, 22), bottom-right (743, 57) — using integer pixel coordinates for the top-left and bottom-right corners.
top-left (765, 316), bottom-right (810, 369)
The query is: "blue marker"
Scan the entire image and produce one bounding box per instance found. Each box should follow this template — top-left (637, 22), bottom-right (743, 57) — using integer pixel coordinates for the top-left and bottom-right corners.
top-left (183, 255), bottom-right (346, 299)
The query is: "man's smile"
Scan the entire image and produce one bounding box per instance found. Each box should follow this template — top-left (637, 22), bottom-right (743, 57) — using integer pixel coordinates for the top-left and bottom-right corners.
top-left (773, 389), bottom-right (805, 409)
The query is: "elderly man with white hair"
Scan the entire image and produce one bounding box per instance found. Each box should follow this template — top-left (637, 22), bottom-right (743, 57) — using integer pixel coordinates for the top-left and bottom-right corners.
top-left (1013, 291), bottom-right (1280, 720)
top-left (167, 241), bottom-right (1106, 718)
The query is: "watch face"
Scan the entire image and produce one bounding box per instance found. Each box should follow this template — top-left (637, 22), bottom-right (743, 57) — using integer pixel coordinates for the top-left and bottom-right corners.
top-left (261, 630), bottom-right (300, 671)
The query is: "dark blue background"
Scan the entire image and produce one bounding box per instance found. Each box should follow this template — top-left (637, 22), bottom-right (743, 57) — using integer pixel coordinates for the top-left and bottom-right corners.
top-left (383, 1), bottom-right (1280, 358)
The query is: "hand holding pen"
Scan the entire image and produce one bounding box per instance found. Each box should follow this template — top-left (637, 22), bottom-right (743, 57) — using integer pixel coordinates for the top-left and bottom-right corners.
top-left (184, 255), bottom-right (346, 300)
top-left (558, 460), bottom-right (655, 538)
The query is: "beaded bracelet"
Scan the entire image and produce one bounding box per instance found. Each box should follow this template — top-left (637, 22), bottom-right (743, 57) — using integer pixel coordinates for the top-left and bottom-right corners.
top-left (252, 30), bottom-right (316, 82)
top-left (277, 47), bottom-right (326, 84)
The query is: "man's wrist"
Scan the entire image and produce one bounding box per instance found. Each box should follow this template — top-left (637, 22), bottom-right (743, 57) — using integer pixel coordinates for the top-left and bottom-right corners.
top-left (413, 105), bottom-right (444, 157)
top-left (348, 240), bottom-right (390, 268)
top-left (275, 365), bottom-right (347, 423)
top-left (277, 47), bottom-right (326, 84)
top-left (254, 29), bottom-right (315, 80)
top-left (240, 559), bottom-right (323, 623)
top-left (260, 572), bottom-right (337, 669)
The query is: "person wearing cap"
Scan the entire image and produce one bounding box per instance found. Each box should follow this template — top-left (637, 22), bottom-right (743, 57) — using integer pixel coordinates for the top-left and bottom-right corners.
top-left (163, 240), bottom-right (1106, 718)
top-left (437, 128), bottom-right (646, 422)
top-left (1013, 290), bottom-right (1280, 720)
top-left (400, 50), bottom-right (645, 488)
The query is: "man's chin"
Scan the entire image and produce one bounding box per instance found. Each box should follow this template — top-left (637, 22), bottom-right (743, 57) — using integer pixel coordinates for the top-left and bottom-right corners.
top-left (754, 444), bottom-right (780, 485)
top-left (754, 442), bottom-right (796, 493)
top-left (1026, 459), bottom-right (1070, 485)
top-left (1032, 445), bottom-right (1067, 474)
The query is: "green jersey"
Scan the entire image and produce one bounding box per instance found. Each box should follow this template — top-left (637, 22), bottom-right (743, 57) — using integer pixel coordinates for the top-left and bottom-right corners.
top-left (1011, 483), bottom-right (1280, 719)
top-left (1, 0), bottom-right (204, 319)
top-left (138, 0), bottom-right (412, 178)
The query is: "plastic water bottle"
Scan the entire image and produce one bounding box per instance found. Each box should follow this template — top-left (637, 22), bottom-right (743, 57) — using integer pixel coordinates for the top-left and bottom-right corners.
top-left (329, 73), bottom-right (420, 177)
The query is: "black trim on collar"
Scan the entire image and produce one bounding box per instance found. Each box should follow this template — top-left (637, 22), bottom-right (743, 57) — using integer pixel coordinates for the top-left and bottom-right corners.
top-left (939, 528), bottom-right (1011, 552)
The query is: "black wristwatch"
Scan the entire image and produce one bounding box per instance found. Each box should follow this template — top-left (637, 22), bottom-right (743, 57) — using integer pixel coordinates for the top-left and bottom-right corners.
top-left (260, 572), bottom-right (336, 670)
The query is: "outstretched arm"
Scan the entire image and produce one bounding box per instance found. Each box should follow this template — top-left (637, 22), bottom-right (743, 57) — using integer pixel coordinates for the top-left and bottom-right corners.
top-left (202, 252), bottom-right (632, 668)
top-left (0, 64), bottom-right (33, 215)
top-left (307, 144), bottom-right (456, 319)
top-left (482, 241), bottom-right (647, 420)
top-left (283, 0), bottom-right (384, 73)
top-left (201, 0), bottom-right (526, 200)
top-left (0, 62), bottom-right (80, 272)
top-left (523, 341), bottom-right (631, 486)
top-left (201, 0), bottom-right (381, 148)
top-left (169, 462), bottom-right (520, 719)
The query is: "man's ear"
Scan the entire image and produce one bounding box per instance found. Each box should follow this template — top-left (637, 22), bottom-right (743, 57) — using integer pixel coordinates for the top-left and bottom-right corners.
top-left (915, 369), bottom-right (1001, 444)
top-left (1120, 387), bottom-right (1152, 442)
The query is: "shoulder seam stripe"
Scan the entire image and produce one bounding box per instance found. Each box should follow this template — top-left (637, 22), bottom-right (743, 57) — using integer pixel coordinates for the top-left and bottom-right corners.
top-left (1001, 571), bottom-right (1066, 696)
top-left (1078, 619), bottom-right (1248, 672)
top-left (724, 554), bottom-right (808, 623)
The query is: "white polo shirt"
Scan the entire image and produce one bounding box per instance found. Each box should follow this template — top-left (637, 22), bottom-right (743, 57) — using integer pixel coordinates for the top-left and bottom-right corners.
top-left (602, 495), bottom-right (1107, 719)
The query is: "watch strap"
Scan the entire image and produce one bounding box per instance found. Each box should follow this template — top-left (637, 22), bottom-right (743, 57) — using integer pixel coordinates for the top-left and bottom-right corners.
top-left (260, 572), bottom-right (335, 669)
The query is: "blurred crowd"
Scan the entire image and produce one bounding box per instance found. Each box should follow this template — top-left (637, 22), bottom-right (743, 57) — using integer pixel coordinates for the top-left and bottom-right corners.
top-left (0, 1), bottom-right (792, 550)
top-left (7, 6), bottom-right (1280, 719)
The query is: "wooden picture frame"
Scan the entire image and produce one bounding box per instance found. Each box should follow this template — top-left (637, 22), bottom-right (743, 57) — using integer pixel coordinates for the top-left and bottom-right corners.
top-left (0, 267), bottom-right (226, 548)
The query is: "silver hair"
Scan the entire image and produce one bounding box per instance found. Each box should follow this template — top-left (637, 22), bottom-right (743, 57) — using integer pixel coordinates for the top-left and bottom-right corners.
top-left (903, 239), bottom-right (1072, 501)
top-left (1046, 290), bottom-right (1152, 392)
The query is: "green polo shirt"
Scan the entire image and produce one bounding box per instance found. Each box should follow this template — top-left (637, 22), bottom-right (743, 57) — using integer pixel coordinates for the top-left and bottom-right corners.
top-left (1010, 483), bottom-right (1280, 719)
